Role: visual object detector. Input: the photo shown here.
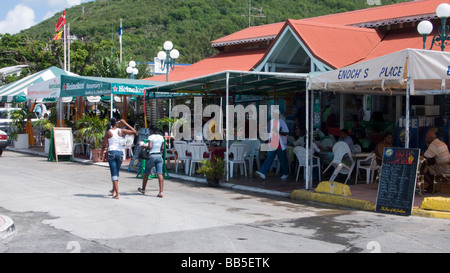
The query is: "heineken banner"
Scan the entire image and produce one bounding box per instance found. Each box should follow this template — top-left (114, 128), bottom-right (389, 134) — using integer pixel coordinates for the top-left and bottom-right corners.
top-left (61, 75), bottom-right (111, 97)
top-left (28, 75), bottom-right (162, 100)
top-left (86, 76), bottom-right (160, 96)
top-left (28, 75), bottom-right (110, 99)
top-left (111, 83), bottom-right (148, 95)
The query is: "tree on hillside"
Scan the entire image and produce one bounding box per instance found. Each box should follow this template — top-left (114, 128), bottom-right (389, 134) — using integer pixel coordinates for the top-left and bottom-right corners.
top-left (0, 33), bottom-right (116, 79)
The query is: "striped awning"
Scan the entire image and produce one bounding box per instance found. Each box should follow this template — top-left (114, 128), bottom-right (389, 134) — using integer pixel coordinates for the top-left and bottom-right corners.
top-left (0, 66), bottom-right (75, 102)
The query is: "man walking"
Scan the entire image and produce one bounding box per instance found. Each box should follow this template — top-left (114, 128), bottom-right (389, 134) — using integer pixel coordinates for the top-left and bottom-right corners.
top-left (256, 108), bottom-right (290, 181)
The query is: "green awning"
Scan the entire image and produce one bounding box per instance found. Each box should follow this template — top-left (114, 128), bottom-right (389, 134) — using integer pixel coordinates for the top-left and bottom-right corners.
top-left (0, 66), bottom-right (75, 102)
top-left (144, 70), bottom-right (308, 98)
top-left (82, 76), bottom-right (163, 96)
top-left (27, 75), bottom-right (165, 99)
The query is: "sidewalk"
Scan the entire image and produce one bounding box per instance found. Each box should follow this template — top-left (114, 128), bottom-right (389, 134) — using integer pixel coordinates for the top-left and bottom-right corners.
top-left (5, 146), bottom-right (450, 220)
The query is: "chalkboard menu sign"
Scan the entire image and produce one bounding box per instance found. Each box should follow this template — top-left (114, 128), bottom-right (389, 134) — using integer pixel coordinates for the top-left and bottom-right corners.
top-left (375, 148), bottom-right (420, 216)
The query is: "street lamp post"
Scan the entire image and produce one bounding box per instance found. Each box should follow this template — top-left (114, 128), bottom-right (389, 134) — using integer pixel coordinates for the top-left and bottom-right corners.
top-left (417, 3), bottom-right (450, 139)
top-left (126, 60), bottom-right (139, 79)
top-left (157, 41), bottom-right (180, 82)
top-left (417, 3), bottom-right (450, 51)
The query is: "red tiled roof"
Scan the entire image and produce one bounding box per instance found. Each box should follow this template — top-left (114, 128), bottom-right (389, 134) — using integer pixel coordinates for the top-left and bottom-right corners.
top-left (149, 0), bottom-right (449, 81)
top-left (286, 20), bottom-right (384, 68)
top-left (211, 22), bottom-right (284, 47)
top-left (211, 0), bottom-right (446, 48)
top-left (255, 0), bottom-right (447, 69)
top-left (145, 48), bottom-right (267, 82)
top-left (364, 30), bottom-right (426, 61)
top-left (304, 0), bottom-right (446, 26)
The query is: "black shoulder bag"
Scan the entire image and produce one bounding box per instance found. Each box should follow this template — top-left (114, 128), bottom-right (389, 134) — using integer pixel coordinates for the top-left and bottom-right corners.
top-left (138, 147), bottom-right (150, 160)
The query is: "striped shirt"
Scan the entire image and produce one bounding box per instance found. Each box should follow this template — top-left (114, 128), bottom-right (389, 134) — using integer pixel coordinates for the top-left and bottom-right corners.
top-left (424, 138), bottom-right (450, 165)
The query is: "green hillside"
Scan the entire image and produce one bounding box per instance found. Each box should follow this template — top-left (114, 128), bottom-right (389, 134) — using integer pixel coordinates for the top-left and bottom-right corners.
top-left (18, 0), bottom-right (410, 65)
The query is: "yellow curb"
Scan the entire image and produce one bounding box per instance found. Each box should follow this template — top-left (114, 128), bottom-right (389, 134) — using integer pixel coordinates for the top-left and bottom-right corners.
top-left (419, 197), bottom-right (450, 212)
top-left (290, 189), bottom-right (376, 211)
top-left (412, 209), bottom-right (450, 219)
top-left (291, 190), bottom-right (450, 220)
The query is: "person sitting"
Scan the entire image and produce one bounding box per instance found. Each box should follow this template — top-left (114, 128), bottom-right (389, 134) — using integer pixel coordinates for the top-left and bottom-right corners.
top-left (349, 115), bottom-right (366, 139)
top-left (293, 127), bottom-right (322, 154)
top-left (423, 130), bottom-right (450, 192)
top-left (293, 126), bottom-right (310, 144)
top-left (338, 128), bottom-right (354, 152)
top-left (368, 127), bottom-right (383, 152)
top-left (325, 113), bottom-right (340, 138)
top-left (374, 131), bottom-right (394, 165)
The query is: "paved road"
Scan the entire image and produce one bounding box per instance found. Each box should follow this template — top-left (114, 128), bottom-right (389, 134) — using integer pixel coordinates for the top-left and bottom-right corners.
top-left (1, 151), bottom-right (450, 255)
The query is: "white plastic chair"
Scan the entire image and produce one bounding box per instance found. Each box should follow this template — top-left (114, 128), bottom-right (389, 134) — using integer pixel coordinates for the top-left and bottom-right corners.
top-left (173, 141), bottom-right (191, 175)
top-left (188, 142), bottom-right (211, 176)
top-left (124, 134), bottom-right (134, 159)
top-left (354, 153), bottom-right (378, 184)
top-left (323, 142), bottom-right (355, 184)
top-left (293, 136), bottom-right (305, 147)
top-left (293, 146), bottom-right (321, 182)
top-left (224, 143), bottom-right (247, 178)
top-left (316, 130), bottom-right (325, 139)
top-left (353, 144), bottom-right (362, 153)
top-left (73, 132), bottom-right (85, 155)
top-left (73, 142), bottom-right (84, 155)
top-left (242, 139), bottom-right (260, 174)
top-left (321, 137), bottom-right (334, 150)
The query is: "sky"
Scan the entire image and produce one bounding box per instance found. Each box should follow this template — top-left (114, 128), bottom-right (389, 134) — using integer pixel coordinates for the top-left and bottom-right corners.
top-left (0, 0), bottom-right (94, 35)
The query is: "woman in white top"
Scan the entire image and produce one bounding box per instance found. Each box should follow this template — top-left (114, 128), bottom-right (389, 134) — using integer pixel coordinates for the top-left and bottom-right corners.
top-left (101, 118), bottom-right (136, 199)
top-left (138, 125), bottom-right (165, 197)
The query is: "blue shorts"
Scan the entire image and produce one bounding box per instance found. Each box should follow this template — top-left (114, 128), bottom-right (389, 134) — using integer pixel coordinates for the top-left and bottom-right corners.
top-left (107, 150), bottom-right (123, 181)
top-left (144, 154), bottom-right (163, 175)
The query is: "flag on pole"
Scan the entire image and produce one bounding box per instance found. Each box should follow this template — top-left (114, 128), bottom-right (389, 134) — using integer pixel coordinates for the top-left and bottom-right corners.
top-left (53, 31), bottom-right (63, 40)
top-left (119, 22), bottom-right (123, 44)
top-left (55, 10), bottom-right (66, 32)
top-left (119, 19), bottom-right (123, 65)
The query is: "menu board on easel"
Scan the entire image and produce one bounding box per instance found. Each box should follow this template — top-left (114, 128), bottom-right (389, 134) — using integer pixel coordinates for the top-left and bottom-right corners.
top-left (375, 147), bottom-right (420, 216)
top-left (48, 127), bottom-right (73, 162)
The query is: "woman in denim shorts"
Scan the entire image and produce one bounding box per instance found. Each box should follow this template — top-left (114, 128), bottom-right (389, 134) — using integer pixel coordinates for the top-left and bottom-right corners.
top-left (138, 125), bottom-right (165, 197)
top-left (101, 118), bottom-right (136, 199)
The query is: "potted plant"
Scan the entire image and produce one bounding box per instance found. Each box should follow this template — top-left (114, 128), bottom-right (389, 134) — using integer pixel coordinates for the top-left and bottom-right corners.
top-left (77, 114), bottom-right (108, 162)
top-left (33, 118), bottom-right (54, 154)
top-left (196, 156), bottom-right (225, 187)
top-left (32, 108), bottom-right (57, 154)
top-left (10, 104), bottom-right (35, 149)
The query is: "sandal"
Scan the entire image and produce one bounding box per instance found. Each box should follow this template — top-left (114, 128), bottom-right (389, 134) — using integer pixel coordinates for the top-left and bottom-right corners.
top-left (157, 192), bottom-right (164, 198)
top-left (138, 187), bottom-right (145, 194)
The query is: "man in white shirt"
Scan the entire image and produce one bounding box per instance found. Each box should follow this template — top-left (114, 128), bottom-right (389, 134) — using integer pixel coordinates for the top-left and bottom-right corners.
top-left (256, 108), bottom-right (290, 181)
